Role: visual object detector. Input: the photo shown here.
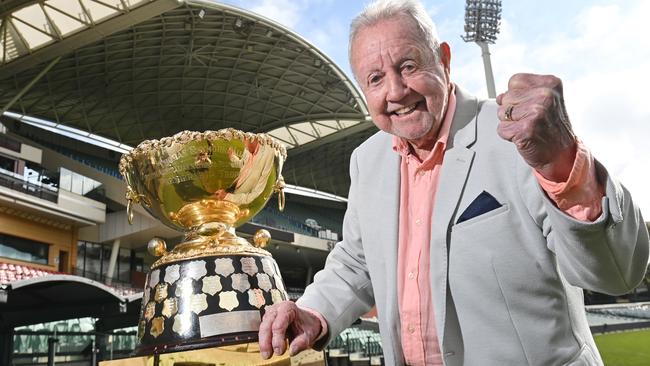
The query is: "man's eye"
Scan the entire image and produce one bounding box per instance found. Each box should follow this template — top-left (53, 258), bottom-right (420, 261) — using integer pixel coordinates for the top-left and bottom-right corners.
top-left (368, 75), bottom-right (382, 85)
top-left (402, 63), bottom-right (416, 73)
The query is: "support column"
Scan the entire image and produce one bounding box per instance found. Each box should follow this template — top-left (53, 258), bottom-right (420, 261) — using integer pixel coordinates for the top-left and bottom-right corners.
top-left (47, 337), bottom-right (59, 366)
top-left (305, 266), bottom-right (314, 288)
top-left (478, 42), bottom-right (497, 98)
top-left (0, 326), bottom-right (14, 366)
top-left (105, 239), bottom-right (121, 284)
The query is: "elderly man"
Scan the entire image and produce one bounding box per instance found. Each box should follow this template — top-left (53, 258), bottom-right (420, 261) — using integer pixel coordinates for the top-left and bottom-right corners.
top-left (258, 0), bottom-right (649, 365)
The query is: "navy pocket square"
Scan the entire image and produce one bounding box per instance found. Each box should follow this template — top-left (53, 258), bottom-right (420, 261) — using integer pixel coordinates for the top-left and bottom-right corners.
top-left (457, 191), bottom-right (502, 224)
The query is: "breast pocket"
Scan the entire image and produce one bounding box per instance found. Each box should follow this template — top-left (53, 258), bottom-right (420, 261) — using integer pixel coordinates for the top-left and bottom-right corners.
top-left (453, 203), bottom-right (510, 230)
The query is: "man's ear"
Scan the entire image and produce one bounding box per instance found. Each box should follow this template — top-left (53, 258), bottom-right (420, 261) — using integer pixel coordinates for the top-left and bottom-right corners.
top-left (440, 42), bottom-right (451, 71)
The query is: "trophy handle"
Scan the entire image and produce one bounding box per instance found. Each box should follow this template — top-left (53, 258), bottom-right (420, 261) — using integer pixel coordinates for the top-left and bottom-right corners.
top-left (274, 176), bottom-right (286, 212)
top-left (125, 186), bottom-right (151, 224)
top-left (127, 199), bottom-right (134, 224)
top-left (125, 186), bottom-right (139, 224)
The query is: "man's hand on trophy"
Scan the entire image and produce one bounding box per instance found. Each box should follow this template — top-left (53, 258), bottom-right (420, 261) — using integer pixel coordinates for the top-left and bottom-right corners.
top-left (259, 301), bottom-right (322, 359)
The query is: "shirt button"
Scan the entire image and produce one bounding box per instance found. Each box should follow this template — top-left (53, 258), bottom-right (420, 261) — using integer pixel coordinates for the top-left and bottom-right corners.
top-left (407, 324), bottom-right (416, 334)
top-left (408, 272), bottom-right (415, 279)
top-left (415, 219), bottom-right (422, 225)
top-left (418, 171), bottom-right (425, 176)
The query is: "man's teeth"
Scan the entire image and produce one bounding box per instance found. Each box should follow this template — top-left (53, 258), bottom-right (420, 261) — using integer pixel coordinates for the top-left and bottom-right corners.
top-left (394, 103), bottom-right (417, 115)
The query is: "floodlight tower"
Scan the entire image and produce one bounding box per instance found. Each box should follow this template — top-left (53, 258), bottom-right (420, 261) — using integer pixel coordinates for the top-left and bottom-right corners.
top-left (462, 0), bottom-right (502, 98)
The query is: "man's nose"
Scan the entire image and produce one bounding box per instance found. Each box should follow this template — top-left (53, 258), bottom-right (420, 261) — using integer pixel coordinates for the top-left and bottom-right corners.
top-left (386, 72), bottom-right (408, 101)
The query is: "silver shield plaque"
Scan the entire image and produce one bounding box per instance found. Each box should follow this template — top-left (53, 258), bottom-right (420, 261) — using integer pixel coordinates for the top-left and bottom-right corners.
top-left (199, 310), bottom-right (261, 338)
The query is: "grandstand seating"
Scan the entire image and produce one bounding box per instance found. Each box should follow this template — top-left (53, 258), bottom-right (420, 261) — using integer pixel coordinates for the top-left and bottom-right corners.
top-left (13, 318), bottom-right (136, 357)
top-left (29, 136), bottom-right (123, 180)
top-left (253, 201), bottom-right (343, 240)
top-left (0, 261), bottom-right (60, 284)
top-left (327, 326), bottom-right (384, 365)
top-left (0, 261), bottom-right (140, 296)
top-left (586, 304), bottom-right (650, 326)
top-left (595, 304), bottom-right (650, 319)
top-left (286, 287), bottom-right (305, 301)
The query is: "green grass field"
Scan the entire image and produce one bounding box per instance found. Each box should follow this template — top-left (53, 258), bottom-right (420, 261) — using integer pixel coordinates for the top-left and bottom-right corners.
top-left (594, 329), bottom-right (650, 366)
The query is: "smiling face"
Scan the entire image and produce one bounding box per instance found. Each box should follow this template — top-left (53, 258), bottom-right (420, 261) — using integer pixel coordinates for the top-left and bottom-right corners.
top-left (351, 15), bottom-right (452, 150)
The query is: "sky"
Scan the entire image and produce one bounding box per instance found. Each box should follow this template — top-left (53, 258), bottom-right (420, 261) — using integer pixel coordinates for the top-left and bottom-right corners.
top-left (220, 0), bottom-right (650, 219)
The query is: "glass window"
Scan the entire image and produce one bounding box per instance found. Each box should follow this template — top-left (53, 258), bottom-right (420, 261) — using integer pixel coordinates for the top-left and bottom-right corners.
top-left (117, 247), bottom-right (131, 283)
top-left (76, 241), bottom-right (86, 274)
top-left (83, 242), bottom-right (103, 281)
top-left (0, 155), bottom-right (15, 173)
top-left (59, 167), bottom-right (101, 195)
top-left (0, 233), bottom-right (49, 264)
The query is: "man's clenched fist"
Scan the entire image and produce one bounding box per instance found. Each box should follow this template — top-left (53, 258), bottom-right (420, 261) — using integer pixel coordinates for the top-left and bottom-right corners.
top-left (496, 73), bottom-right (577, 182)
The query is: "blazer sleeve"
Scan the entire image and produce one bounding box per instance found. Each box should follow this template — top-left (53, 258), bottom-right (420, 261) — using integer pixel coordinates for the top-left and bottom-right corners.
top-left (296, 149), bottom-right (375, 348)
top-left (535, 159), bottom-right (649, 295)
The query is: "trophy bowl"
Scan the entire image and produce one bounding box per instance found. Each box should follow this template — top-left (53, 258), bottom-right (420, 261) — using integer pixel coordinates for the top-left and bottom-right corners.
top-left (119, 128), bottom-right (290, 356)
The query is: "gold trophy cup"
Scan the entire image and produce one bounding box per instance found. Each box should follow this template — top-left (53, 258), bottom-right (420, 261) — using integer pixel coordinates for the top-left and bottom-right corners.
top-left (119, 128), bottom-right (290, 356)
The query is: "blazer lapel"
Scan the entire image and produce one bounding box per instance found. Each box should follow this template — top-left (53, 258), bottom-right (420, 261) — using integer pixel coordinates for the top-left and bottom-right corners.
top-left (376, 140), bottom-right (403, 362)
top-left (430, 87), bottom-right (479, 341)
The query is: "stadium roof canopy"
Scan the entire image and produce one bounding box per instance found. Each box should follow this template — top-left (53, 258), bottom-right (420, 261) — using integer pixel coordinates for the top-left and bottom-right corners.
top-left (0, 274), bottom-right (140, 328)
top-left (0, 0), bottom-right (378, 197)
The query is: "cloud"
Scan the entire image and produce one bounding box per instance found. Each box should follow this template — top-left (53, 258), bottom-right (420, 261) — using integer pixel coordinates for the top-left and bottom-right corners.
top-left (247, 0), bottom-right (306, 29)
top-left (452, 1), bottom-right (650, 218)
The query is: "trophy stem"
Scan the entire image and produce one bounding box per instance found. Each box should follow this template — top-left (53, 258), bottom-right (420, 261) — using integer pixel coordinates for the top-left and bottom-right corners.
top-left (171, 200), bottom-right (248, 228)
top-left (151, 217), bottom-right (271, 269)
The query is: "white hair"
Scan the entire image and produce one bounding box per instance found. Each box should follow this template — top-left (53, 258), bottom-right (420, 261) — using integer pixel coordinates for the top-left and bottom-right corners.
top-left (349, 0), bottom-right (441, 72)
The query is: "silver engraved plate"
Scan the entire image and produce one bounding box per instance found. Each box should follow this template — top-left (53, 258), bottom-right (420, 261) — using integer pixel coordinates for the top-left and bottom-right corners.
top-left (256, 273), bottom-right (272, 292)
top-left (144, 301), bottom-right (156, 321)
top-left (154, 283), bottom-right (169, 303)
top-left (214, 258), bottom-right (235, 277)
top-left (162, 298), bottom-right (178, 318)
top-left (199, 310), bottom-right (261, 338)
top-left (274, 274), bottom-right (286, 293)
top-left (201, 275), bottom-right (222, 296)
top-left (164, 264), bottom-right (181, 284)
top-left (186, 260), bottom-right (208, 280)
top-left (270, 289), bottom-right (284, 304)
top-left (189, 293), bottom-right (208, 314)
top-left (142, 286), bottom-right (151, 305)
top-left (231, 273), bottom-right (251, 293)
top-left (261, 257), bottom-right (275, 275)
top-left (172, 312), bottom-right (192, 336)
top-left (219, 291), bottom-right (239, 311)
top-left (148, 269), bottom-right (161, 287)
top-left (137, 320), bottom-right (145, 341)
top-left (248, 289), bottom-right (266, 309)
top-left (241, 257), bottom-right (258, 276)
top-left (150, 316), bottom-right (165, 338)
top-left (175, 278), bottom-right (194, 298)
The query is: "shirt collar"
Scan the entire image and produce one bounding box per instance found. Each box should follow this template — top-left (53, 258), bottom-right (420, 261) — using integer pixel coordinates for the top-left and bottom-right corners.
top-left (392, 83), bottom-right (457, 168)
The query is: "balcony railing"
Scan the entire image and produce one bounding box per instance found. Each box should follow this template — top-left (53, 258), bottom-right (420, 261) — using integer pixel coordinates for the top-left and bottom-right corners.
top-left (0, 169), bottom-right (58, 203)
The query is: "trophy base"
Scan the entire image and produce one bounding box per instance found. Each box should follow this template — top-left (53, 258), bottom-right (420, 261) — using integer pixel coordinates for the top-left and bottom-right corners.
top-left (135, 331), bottom-right (258, 356)
top-left (138, 254), bottom-right (288, 354)
top-left (100, 343), bottom-right (326, 366)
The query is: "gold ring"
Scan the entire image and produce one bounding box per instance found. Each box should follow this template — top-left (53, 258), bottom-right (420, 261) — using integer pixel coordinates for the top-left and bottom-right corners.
top-left (505, 105), bottom-right (514, 121)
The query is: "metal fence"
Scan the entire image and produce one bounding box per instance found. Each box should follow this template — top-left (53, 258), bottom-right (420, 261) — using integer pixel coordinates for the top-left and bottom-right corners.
top-left (0, 171), bottom-right (58, 203)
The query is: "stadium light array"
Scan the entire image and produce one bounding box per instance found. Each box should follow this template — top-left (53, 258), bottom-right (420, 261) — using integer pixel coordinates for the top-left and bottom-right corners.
top-left (462, 0), bottom-right (502, 44)
top-left (462, 0), bottom-right (502, 98)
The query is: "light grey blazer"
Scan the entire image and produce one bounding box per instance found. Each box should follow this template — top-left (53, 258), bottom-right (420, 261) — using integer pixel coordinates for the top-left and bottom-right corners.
top-left (297, 87), bottom-right (650, 365)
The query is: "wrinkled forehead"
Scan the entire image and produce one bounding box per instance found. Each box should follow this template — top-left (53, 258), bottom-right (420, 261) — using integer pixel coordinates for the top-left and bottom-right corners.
top-left (350, 17), bottom-right (429, 71)
top-left (350, 15), bottom-right (423, 54)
